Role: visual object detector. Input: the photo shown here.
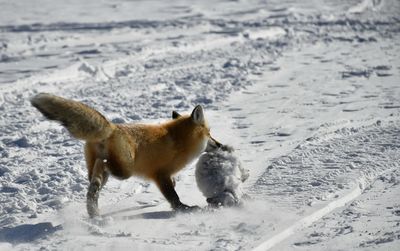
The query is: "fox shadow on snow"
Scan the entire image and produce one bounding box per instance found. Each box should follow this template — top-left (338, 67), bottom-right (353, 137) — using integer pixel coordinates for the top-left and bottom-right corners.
top-left (102, 205), bottom-right (177, 220)
top-left (0, 222), bottom-right (62, 244)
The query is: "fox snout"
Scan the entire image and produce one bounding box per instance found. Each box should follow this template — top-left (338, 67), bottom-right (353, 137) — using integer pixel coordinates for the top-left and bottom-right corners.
top-left (206, 136), bottom-right (232, 152)
top-left (210, 136), bottom-right (222, 148)
top-left (207, 136), bottom-right (222, 151)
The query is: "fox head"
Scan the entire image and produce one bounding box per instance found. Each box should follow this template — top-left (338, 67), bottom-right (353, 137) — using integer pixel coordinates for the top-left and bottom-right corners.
top-left (172, 106), bottom-right (223, 152)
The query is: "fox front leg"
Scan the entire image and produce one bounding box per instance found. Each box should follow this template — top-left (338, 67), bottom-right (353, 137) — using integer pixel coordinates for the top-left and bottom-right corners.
top-left (154, 173), bottom-right (199, 212)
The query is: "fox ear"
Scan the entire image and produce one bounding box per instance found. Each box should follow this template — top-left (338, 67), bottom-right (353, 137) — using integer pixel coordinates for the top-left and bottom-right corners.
top-left (191, 105), bottom-right (205, 124)
top-left (172, 111), bottom-right (181, 119)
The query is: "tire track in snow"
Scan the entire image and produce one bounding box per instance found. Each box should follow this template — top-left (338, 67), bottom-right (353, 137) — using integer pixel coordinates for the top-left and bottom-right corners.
top-left (252, 121), bottom-right (400, 206)
top-left (250, 120), bottom-right (400, 250)
top-left (277, 168), bottom-right (400, 250)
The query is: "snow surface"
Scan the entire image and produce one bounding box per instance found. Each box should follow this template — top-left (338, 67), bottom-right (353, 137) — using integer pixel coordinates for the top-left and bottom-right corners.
top-left (0, 0), bottom-right (400, 250)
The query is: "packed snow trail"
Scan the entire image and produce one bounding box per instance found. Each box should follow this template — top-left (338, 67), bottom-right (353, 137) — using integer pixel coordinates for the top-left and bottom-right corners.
top-left (275, 168), bottom-right (400, 251)
top-left (0, 0), bottom-right (400, 250)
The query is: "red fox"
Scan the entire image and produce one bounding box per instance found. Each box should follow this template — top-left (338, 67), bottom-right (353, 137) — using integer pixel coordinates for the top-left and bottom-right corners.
top-left (31, 93), bottom-right (221, 217)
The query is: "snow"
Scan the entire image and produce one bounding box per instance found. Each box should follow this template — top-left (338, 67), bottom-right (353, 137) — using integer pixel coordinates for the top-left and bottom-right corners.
top-left (1, 0), bottom-right (400, 250)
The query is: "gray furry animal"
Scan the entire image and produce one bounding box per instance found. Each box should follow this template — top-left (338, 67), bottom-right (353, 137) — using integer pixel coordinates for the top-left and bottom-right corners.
top-left (195, 145), bottom-right (249, 207)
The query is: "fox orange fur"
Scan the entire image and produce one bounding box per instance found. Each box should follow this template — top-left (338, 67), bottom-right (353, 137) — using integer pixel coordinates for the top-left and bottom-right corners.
top-left (31, 93), bottom-right (220, 217)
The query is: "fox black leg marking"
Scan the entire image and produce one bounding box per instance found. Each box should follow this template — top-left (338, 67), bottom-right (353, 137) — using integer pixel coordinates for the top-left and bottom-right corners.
top-left (87, 159), bottom-right (108, 218)
top-left (87, 182), bottom-right (100, 218)
top-left (154, 173), bottom-right (199, 212)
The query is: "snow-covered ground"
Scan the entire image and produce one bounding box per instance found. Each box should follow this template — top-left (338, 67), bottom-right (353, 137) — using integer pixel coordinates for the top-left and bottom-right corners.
top-left (0, 0), bottom-right (399, 250)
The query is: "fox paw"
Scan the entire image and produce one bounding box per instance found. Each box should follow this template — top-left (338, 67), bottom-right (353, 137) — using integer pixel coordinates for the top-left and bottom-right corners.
top-left (174, 203), bottom-right (201, 212)
top-left (87, 202), bottom-right (100, 218)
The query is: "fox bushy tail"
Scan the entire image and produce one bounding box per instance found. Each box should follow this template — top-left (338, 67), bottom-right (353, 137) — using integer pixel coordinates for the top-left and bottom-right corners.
top-left (31, 93), bottom-right (115, 141)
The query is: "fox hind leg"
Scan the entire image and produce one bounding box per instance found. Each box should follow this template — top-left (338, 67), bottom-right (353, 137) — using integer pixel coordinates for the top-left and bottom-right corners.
top-left (87, 158), bottom-right (109, 218)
